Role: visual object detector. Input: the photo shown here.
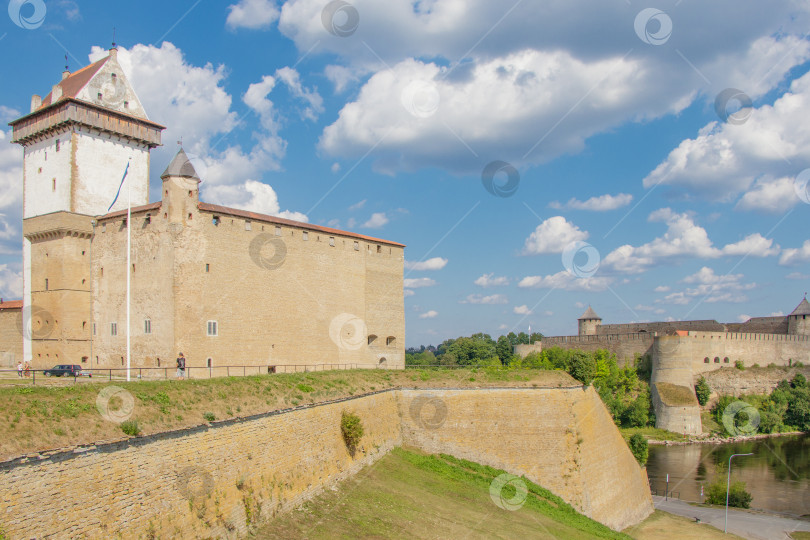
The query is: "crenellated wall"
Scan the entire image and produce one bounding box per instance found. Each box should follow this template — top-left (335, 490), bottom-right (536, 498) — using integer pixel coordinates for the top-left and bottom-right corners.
top-left (0, 387), bottom-right (653, 538)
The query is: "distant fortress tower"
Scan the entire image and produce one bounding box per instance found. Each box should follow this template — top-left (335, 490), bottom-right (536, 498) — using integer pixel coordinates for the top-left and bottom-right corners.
top-left (577, 306), bottom-right (601, 336)
top-left (788, 296), bottom-right (810, 336)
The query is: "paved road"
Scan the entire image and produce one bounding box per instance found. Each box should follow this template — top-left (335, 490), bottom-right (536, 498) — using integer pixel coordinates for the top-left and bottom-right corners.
top-left (653, 495), bottom-right (810, 540)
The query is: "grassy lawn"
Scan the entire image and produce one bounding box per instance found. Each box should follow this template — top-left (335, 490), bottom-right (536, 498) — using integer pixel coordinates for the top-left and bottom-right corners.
top-left (255, 447), bottom-right (629, 539)
top-left (0, 368), bottom-right (577, 461)
top-left (654, 382), bottom-right (699, 406)
top-left (623, 510), bottom-right (745, 540)
top-left (619, 426), bottom-right (689, 443)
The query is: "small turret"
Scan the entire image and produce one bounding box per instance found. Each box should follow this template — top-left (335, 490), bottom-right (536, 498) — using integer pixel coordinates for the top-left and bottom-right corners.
top-left (160, 148), bottom-right (200, 225)
top-left (578, 305), bottom-right (601, 336)
top-left (788, 295), bottom-right (810, 336)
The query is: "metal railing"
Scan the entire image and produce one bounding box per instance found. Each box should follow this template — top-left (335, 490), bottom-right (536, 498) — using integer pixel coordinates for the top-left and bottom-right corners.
top-left (0, 363), bottom-right (387, 385)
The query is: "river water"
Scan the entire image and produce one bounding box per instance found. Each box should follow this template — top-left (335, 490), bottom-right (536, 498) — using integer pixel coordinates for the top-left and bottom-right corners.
top-left (646, 434), bottom-right (810, 516)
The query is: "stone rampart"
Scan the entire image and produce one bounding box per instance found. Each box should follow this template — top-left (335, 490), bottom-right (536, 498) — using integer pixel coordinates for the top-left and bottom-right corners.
top-left (0, 387), bottom-right (653, 538)
top-left (538, 333), bottom-right (653, 366)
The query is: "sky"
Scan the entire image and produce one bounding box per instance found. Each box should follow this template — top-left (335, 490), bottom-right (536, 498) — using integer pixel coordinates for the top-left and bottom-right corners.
top-left (0, 0), bottom-right (809, 347)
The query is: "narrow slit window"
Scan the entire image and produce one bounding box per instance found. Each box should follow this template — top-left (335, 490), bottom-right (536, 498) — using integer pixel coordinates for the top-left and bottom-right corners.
top-left (111, 322), bottom-right (118, 336)
top-left (144, 319), bottom-right (152, 334)
top-left (207, 320), bottom-right (218, 337)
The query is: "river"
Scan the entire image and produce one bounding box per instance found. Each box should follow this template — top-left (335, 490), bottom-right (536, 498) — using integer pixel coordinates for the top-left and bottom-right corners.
top-left (646, 434), bottom-right (810, 516)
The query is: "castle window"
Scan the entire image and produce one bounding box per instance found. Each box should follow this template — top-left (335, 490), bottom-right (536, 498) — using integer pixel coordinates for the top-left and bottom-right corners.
top-left (55, 139), bottom-right (60, 152)
top-left (704, 357), bottom-right (709, 363)
top-left (275, 226), bottom-right (282, 236)
top-left (102, 223), bottom-right (106, 233)
top-left (45, 278), bottom-right (48, 291)
top-left (157, 358), bottom-right (160, 367)
top-left (354, 241), bottom-right (359, 251)
top-left (329, 237), bottom-right (335, 247)
top-left (188, 213), bottom-right (193, 220)
top-left (97, 92), bottom-right (103, 100)
top-left (44, 151), bottom-right (47, 161)
top-left (714, 357), bottom-right (719, 363)
top-left (38, 167), bottom-right (42, 173)
top-left (368, 334), bottom-right (378, 345)
top-left (205, 263), bottom-right (210, 273)
top-left (213, 216), bottom-right (220, 226)
top-left (111, 73), bottom-right (117, 80)
top-left (111, 323), bottom-right (118, 336)
top-left (124, 101), bottom-right (129, 109)
top-left (81, 356), bottom-right (88, 364)
top-left (52, 178), bottom-right (56, 191)
top-left (144, 319), bottom-right (152, 334)
top-left (144, 215), bottom-right (151, 224)
top-left (377, 245), bottom-right (382, 254)
top-left (723, 357), bottom-right (729, 363)
top-left (93, 323), bottom-right (96, 335)
top-left (386, 336), bottom-right (396, 346)
top-left (245, 220), bottom-right (252, 231)
top-left (207, 358), bottom-right (212, 368)
top-left (207, 320), bottom-right (218, 337)
top-left (303, 231), bottom-right (308, 241)
top-left (188, 190), bottom-right (193, 197)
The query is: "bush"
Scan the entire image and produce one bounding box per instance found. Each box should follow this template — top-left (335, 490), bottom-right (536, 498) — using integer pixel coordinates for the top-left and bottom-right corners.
top-left (120, 419), bottom-right (140, 436)
top-left (203, 412), bottom-right (216, 422)
top-left (621, 395), bottom-right (650, 428)
top-left (695, 376), bottom-right (711, 406)
top-left (735, 360), bottom-right (745, 370)
top-left (628, 433), bottom-right (649, 465)
top-left (340, 410), bottom-right (364, 453)
top-left (706, 479), bottom-right (752, 508)
top-left (569, 352), bottom-right (597, 385)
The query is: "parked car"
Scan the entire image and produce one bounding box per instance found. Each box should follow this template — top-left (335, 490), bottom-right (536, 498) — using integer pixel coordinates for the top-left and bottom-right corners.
top-left (43, 364), bottom-right (91, 377)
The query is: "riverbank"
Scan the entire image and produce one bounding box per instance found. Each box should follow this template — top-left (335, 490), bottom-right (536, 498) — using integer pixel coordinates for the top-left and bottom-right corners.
top-left (648, 430), bottom-right (805, 446)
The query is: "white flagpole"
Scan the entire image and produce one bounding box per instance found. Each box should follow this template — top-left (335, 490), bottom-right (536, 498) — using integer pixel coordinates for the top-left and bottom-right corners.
top-left (126, 158), bottom-right (131, 382)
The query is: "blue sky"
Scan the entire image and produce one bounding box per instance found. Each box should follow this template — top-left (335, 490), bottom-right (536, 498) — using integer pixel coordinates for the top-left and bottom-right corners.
top-left (1, 0), bottom-right (809, 346)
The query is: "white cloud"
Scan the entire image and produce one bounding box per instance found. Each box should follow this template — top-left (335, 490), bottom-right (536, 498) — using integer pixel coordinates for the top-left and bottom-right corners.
top-left (205, 179), bottom-right (308, 221)
top-left (0, 130), bottom-right (23, 256)
top-left (462, 294), bottom-right (508, 305)
top-left (226, 0), bottom-right (280, 30)
top-left (786, 272), bottom-right (810, 280)
top-left (658, 267), bottom-right (756, 305)
top-left (474, 273), bottom-right (509, 287)
top-left (654, 286), bottom-right (670, 293)
top-left (737, 314), bottom-right (751, 322)
top-left (274, 66), bottom-right (324, 121)
top-left (331, 162), bottom-right (341, 173)
top-left (348, 199), bottom-right (366, 211)
top-left (0, 264), bottom-right (22, 298)
top-left (404, 278), bottom-right (436, 289)
top-left (721, 234), bottom-right (779, 257)
top-left (405, 257), bottom-right (447, 271)
top-left (523, 216), bottom-right (588, 255)
top-left (518, 271), bottom-right (611, 292)
top-left (549, 193), bottom-right (632, 211)
top-left (362, 212), bottom-right (389, 229)
top-left (643, 66), bottom-right (810, 209)
top-left (419, 310), bottom-right (438, 319)
top-left (780, 240), bottom-right (810, 266)
top-left (325, 64), bottom-right (362, 93)
top-left (404, 289), bottom-right (415, 297)
top-left (513, 305), bottom-right (532, 315)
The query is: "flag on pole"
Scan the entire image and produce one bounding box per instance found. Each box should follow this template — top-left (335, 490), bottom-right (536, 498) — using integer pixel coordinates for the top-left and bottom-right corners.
top-left (107, 161), bottom-right (130, 212)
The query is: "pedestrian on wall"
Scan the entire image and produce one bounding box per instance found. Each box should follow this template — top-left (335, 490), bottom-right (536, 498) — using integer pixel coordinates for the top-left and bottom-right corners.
top-left (17, 361), bottom-right (23, 378)
top-left (176, 352), bottom-right (186, 380)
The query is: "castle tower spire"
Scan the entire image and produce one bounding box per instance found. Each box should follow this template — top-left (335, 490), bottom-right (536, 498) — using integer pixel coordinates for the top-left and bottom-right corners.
top-left (788, 295), bottom-right (810, 336)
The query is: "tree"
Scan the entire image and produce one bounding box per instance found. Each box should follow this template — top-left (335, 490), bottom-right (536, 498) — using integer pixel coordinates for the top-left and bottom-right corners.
top-left (628, 433), bottom-right (648, 465)
top-left (695, 376), bottom-right (711, 406)
top-left (785, 387), bottom-right (810, 431)
top-left (569, 351), bottom-right (597, 385)
top-left (443, 334), bottom-right (497, 366)
top-left (495, 335), bottom-right (514, 364)
top-left (621, 394), bottom-right (650, 428)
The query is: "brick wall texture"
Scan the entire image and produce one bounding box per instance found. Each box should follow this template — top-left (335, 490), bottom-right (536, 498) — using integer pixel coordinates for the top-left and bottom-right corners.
top-left (0, 387), bottom-right (652, 538)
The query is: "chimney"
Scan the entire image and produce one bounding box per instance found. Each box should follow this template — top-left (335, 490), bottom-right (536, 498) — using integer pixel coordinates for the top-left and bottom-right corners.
top-left (62, 70), bottom-right (70, 80)
top-left (30, 95), bottom-right (41, 112)
top-left (51, 84), bottom-right (63, 102)
top-left (109, 46), bottom-right (118, 60)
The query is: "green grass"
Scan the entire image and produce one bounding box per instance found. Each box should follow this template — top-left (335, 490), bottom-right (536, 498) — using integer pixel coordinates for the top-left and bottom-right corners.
top-left (654, 382), bottom-right (698, 407)
top-left (620, 426), bottom-right (689, 442)
top-left (256, 447), bottom-right (629, 539)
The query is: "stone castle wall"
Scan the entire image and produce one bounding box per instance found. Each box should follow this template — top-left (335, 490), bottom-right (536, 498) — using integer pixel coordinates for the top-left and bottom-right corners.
top-left (0, 307), bottom-right (22, 368)
top-left (520, 333), bottom-right (654, 366)
top-left (699, 366), bottom-right (810, 401)
top-left (0, 388), bottom-right (653, 538)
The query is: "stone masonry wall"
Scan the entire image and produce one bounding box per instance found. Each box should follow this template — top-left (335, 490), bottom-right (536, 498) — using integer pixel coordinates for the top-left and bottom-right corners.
top-left (0, 308), bottom-right (22, 368)
top-left (0, 388), bottom-right (653, 538)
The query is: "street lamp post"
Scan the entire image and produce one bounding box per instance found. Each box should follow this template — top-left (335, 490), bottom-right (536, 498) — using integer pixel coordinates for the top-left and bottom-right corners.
top-left (724, 452), bottom-right (753, 533)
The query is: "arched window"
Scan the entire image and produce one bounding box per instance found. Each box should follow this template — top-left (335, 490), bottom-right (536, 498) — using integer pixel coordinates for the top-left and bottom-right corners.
top-left (378, 357), bottom-right (387, 368)
top-left (704, 357), bottom-right (710, 363)
top-left (207, 358), bottom-right (212, 368)
top-left (368, 334), bottom-right (378, 345)
top-left (714, 357), bottom-right (720, 363)
top-left (723, 357), bottom-right (730, 363)
top-left (386, 336), bottom-right (396, 346)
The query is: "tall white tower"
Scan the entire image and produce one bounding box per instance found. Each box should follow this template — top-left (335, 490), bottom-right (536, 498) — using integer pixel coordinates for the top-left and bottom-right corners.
top-left (9, 47), bottom-right (163, 365)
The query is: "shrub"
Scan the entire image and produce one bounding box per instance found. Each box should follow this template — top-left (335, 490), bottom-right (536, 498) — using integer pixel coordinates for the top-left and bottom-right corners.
top-left (621, 395), bottom-right (650, 428)
top-left (296, 383), bottom-right (314, 393)
top-left (628, 433), bottom-right (648, 465)
top-left (735, 360), bottom-right (745, 370)
top-left (340, 411), bottom-right (364, 453)
top-left (706, 479), bottom-right (752, 508)
top-left (569, 352), bottom-right (597, 385)
top-left (203, 412), bottom-right (216, 422)
top-left (120, 420), bottom-right (141, 436)
top-left (695, 376), bottom-right (711, 406)
top-left (793, 374), bottom-right (807, 389)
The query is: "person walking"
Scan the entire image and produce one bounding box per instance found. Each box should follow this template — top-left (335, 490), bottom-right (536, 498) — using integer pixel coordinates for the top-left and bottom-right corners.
top-left (176, 352), bottom-right (186, 380)
top-left (17, 361), bottom-right (23, 378)
top-left (23, 361), bottom-right (31, 377)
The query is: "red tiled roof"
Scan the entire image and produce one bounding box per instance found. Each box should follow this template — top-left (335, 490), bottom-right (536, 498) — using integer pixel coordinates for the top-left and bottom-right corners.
top-left (98, 201), bottom-right (162, 220)
top-left (0, 300), bottom-right (23, 310)
top-left (39, 56), bottom-right (109, 109)
top-left (198, 202), bottom-right (406, 248)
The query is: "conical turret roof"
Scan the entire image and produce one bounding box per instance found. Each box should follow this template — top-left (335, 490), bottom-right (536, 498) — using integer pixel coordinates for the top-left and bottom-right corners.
top-left (578, 305), bottom-right (601, 320)
top-left (161, 148), bottom-right (200, 180)
top-left (789, 296), bottom-right (810, 317)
